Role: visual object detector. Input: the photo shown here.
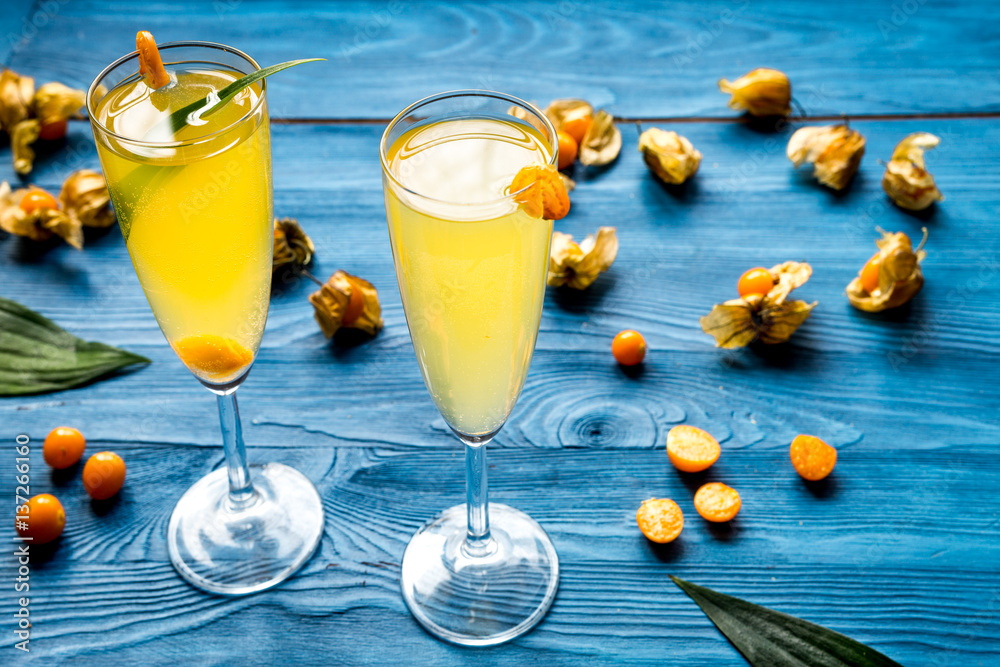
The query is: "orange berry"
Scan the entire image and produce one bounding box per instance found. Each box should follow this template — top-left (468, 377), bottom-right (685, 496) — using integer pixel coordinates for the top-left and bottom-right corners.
top-left (860, 252), bottom-right (882, 294)
top-left (612, 330), bottom-right (646, 366)
top-left (16, 494), bottom-right (65, 545)
top-left (556, 130), bottom-right (578, 170)
top-left (561, 112), bottom-right (593, 145)
top-left (666, 425), bottom-right (720, 473)
top-left (636, 498), bottom-right (684, 543)
top-left (38, 119), bottom-right (68, 141)
top-left (342, 276), bottom-right (365, 325)
top-left (43, 426), bottom-right (86, 469)
top-left (19, 189), bottom-right (59, 214)
top-left (790, 434), bottom-right (837, 481)
top-left (737, 267), bottom-right (775, 298)
top-left (694, 482), bottom-right (742, 522)
top-left (510, 164), bottom-right (570, 220)
top-left (82, 451), bottom-right (126, 500)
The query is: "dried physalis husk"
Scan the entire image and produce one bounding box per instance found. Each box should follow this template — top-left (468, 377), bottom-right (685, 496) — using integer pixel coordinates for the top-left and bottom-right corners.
top-left (638, 128), bottom-right (702, 185)
top-left (0, 69), bottom-right (34, 134)
top-left (882, 133), bottom-right (944, 211)
top-left (548, 227), bottom-right (618, 290)
top-left (11, 118), bottom-right (39, 175)
top-left (787, 124), bottom-right (866, 190)
top-left (0, 181), bottom-right (82, 249)
top-left (543, 99), bottom-right (594, 141)
top-left (718, 68), bottom-right (791, 117)
top-left (578, 110), bottom-right (621, 166)
top-left (59, 169), bottom-right (114, 228)
top-left (272, 217), bottom-right (315, 272)
top-left (32, 82), bottom-right (86, 128)
top-left (700, 261), bottom-right (816, 348)
top-left (309, 270), bottom-right (383, 338)
top-left (847, 228), bottom-right (927, 312)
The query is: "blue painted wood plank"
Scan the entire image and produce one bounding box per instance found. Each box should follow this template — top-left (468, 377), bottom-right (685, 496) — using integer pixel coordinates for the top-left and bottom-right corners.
top-left (0, 0), bottom-right (36, 66)
top-left (1, 116), bottom-right (999, 664)
top-left (4, 0), bottom-right (1000, 119)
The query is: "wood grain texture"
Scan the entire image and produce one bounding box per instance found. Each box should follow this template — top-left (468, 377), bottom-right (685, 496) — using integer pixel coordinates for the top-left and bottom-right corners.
top-left (4, 0), bottom-right (1000, 119)
top-left (2, 3), bottom-right (1000, 664)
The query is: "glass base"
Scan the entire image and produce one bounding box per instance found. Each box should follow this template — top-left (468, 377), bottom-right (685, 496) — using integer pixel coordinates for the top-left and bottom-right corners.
top-left (167, 462), bottom-right (324, 596)
top-left (400, 503), bottom-right (559, 646)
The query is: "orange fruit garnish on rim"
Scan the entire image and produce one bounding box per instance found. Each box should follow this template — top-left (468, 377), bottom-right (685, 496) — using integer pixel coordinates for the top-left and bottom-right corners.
top-left (173, 334), bottom-right (254, 379)
top-left (510, 164), bottom-right (570, 220)
top-left (136, 31), bottom-right (171, 89)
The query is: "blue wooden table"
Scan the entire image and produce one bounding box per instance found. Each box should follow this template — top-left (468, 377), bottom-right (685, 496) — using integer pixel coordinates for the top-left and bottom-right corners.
top-left (2, 1), bottom-right (999, 665)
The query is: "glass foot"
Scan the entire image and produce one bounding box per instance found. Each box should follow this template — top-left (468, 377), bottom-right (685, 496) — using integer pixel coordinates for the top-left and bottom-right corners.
top-left (167, 462), bottom-right (324, 595)
top-left (400, 503), bottom-right (559, 646)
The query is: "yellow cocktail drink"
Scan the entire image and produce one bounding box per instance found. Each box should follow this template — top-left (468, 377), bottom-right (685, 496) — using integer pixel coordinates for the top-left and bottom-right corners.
top-left (93, 67), bottom-right (272, 385)
top-left (383, 117), bottom-right (553, 437)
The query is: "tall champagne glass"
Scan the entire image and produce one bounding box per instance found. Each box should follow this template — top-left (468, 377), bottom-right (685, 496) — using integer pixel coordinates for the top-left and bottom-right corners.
top-left (87, 42), bottom-right (324, 595)
top-left (380, 91), bottom-right (559, 645)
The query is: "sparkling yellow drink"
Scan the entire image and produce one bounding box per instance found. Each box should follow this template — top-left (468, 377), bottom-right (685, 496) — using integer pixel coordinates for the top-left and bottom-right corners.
top-left (383, 118), bottom-right (553, 437)
top-left (92, 67), bottom-right (272, 385)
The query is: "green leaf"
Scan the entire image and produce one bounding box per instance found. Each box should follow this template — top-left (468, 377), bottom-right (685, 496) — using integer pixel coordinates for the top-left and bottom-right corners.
top-left (0, 297), bottom-right (150, 396)
top-left (146, 58), bottom-right (324, 140)
top-left (670, 576), bottom-right (904, 667)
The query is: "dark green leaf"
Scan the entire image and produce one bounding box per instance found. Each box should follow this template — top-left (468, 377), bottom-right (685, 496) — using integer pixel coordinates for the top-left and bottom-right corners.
top-left (0, 297), bottom-right (150, 396)
top-left (146, 58), bottom-right (324, 140)
top-left (670, 576), bottom-right (904, 667)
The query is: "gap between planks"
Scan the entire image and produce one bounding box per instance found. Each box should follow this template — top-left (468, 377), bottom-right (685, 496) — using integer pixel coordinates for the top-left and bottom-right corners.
top-left (263, 110), bottom-right (1000, 125)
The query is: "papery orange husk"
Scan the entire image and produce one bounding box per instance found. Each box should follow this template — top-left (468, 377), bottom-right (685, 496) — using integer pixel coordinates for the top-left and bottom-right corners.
top-left (882, 133), bottom-right (944, 211)
top-left (309, 271), bottom-right (383, 338)
top-left (847, 228), bottom-right (927, 312)
top-left (11, 118), bottom-right (39, 175)
top-left (638, 128), bottom-right (702, 185)
top-left (32, 82), bottom-right (86, 128)
top-left (718, 68), bottom-right (791, 117)
top-left (59, 170), bottom-right (115, 228)
top-left (578, 109), bottom-right (621, 166)
top-left (272, 217), bottom-right (315, 271)
top-left (700, 261), bottom-right (816, 348)
top-left (0, 69), bottom-right (35, 134)
top-left (786, 124), bottom-right (866, 190)
top-left (547, 227), bottom-right (618, 290)
top-left (0, 181), bottom-right (82, 249)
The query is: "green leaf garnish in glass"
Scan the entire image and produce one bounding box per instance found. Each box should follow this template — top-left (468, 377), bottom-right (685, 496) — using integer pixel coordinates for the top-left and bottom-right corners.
top-left (0, 297), bottom-right (150, 395)
top-left (671, 576), bottom-right (904, 667)
top-left (144, 58), bottom-right (324, 140)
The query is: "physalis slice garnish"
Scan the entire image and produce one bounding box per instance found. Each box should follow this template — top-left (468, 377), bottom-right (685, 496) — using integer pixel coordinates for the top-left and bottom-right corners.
top-left (882, 133), bottom-right (944, 211)
top-left (548, 227), bottom-right (618, 290)
top-left (786, 124), bottom-right (866, 191)
top-left (700, 261), bottom-right (816, 348)
top-left (309, 271), bottom-right (383, 338)
top-left (510, 164), bottom-right (570, 220)
top-left (846, 228), bottom-right (927, 312)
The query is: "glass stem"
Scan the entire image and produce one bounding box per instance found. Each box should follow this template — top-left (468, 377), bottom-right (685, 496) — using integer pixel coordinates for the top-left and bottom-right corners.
top-left (464, 440), bottom-right (493, 553)
top-left (217, 390), bottom-right (256, 509)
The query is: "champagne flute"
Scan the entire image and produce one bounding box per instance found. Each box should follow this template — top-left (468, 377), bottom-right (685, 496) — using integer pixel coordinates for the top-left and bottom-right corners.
top-left (380, 91), bottom-right (559, 645)
top-left (87, 42), bottom-right (324, 595)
